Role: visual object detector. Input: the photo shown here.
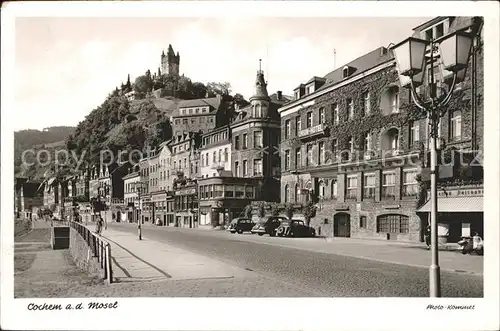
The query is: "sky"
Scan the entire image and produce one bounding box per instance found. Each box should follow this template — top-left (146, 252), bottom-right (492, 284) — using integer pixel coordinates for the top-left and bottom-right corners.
top-left (14, 16), bottom-right (430, 131)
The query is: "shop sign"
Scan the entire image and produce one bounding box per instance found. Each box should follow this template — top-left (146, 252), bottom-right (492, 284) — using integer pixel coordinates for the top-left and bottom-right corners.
top-left (175, 188), bottom-right (196, 196)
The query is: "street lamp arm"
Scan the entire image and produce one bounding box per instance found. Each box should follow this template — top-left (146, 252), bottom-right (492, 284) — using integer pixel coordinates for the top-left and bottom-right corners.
top-left (409, 81), bottom-right (426, 111)
top-left (437, 72), bottom-right (458, 112)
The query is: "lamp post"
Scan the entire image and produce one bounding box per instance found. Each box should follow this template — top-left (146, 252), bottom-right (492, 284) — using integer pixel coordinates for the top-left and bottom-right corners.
top-left (391, 28), bottom-right (475, 297)
top-left (131, 181), bottom-right (147, 240)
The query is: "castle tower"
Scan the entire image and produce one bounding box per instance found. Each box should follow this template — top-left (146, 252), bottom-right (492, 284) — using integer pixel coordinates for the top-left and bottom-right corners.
top-left (160, 44), bottom-right (180, 76)
top-left (249, 60), bottom-right (271, 118)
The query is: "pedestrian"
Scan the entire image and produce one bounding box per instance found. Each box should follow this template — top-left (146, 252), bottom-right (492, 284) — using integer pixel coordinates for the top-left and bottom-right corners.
top-left (472, 232), bottom-right (483, 250)
top-left (425, 225), bottom-right (431, 249)
top-left (95, 215), bottom-right (103, 235)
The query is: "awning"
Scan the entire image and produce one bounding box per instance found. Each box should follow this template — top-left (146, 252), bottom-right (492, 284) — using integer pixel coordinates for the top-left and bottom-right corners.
top-left (417, 196), bottom-right (483, 213)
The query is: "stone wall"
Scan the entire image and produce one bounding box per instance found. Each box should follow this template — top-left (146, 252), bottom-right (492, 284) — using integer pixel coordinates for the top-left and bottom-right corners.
top-left (69, 228), bottom-right (105, 279)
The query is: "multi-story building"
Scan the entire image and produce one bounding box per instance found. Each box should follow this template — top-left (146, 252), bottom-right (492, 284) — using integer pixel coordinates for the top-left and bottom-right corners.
top-left (74, 170), bottom-right (90, 201)
top-left (123, 168), bottom-right (141, 222)
top-left (170, 132), bottom-right (201, 227)
top-left (157, 141), bottom-right (176, 225)
top-left (197, 70), bottom-right (285, 227)
top-left (16, 181), bottom-right (44, 219)
top-left (171, 96), bottom-right (225, 136)
top-left (278, 16), bottom-right (483, 243)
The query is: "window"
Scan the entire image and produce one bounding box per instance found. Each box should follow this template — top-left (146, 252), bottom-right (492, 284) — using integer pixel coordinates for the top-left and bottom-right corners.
top-left (254, 131), bottom-right (263, 148)
top-left (255, 104), bottom-right (262, 117)
top-left (402, 169), bottom-right (419, 197)
top-left (245, 186), bottom-right (254, 198)
top-left (331, 179), bottom-right (338, 198)
top-left (218, 149), bottom-right (222, 162)
top-left (435, 23), bottom-right (444, 39)
top-left (242, 134), bottom-right (248, 149)
top-left (183, 118), bottom-right (188, 124)
top-left (285, 150), bottom-right (290, 170)
top-left (377, 214), bottom-right (409, 233)
top-left (294, 91), bottom-right (300, 100)
top-left (285, 119), bottom-right (291, 139)
top-left (409, 121), bottom-right (420, 146)
top-left (306, 112), bottom-right (313, 128)
top-left (363, 92), bottom-right (370, 115)
top-left (391, 91), bottom-right (400, 113)
top-left (175, 119), bottom-right (180, 125)
top-left (173, 161), bottom-right (176, 170)
top-left (212, 151), bottom-right (216, 164)
top-left (319, 107), bottom-right (325, 124)
top-left (295, 116), bottom-right (301, 136)
top-left (189, 109), bottom-right (193, 114)
top-left (363, 173), bottom-right (376, 199)
top-left (342, 66), bottom-right (349, 78)
top-left (364, 132), bottom-right (372, 151)
top-left (295, 147), bottom-right (301, 169)
top-left (346, 175), bottom-right (358, 200)
top-left (234, 135), bottom-right (240, 150)
top-left (349, 136), bottom-right (354, 154)
top-left (318, 141), bottom-right (325, 165)
top-left (306, 145), bottom-right (313, 166)
top-left (191, 118), bottom-right (196, 124)
top-left (332, 139), bottom-right (338, 161)
top-left (205, 153), bottom-right (209, 166)
top-left (359, 216), bottom-right (367, 229)
top-left (235, 185), bottom-right (244, 198)
top-left (284, 184), bottom-right (289, 203)
top-left (214, 185), bottom-right (223, 198)
top-left (224, 148), bottom-right (228, 162)
top-left (347, 98), bottom-right (354, 120)
top-left (332, 103), bottom-right (339, 125)
top-left (242, 160), bottom-right (248, 176)
top-left (450, 110), bottom-right (462, 141)
top-left (200, 117), bottom-right (205, 123)
top-left (234, 161), bottom-right (240, 176)
top-left (195, 108), bottom-right (200, 114)
top-left (224, 185), bottom-right (234, 198)
top-left (201, 154), bottom-right (205, 167)
top-left (425, 29), bottom-right (433, 41)
top-left (295, 183), bottom-right (300, 203)
top-left (306, 85), bottom-right (313, 95)
top-left (253, 159), bottom-right (263, 176)
top-left (382, 172), bottom-right (396, 198)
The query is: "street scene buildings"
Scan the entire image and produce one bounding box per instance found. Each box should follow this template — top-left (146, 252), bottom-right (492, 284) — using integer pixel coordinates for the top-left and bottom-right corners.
top-left (12, 15), bottom-right (489, 302)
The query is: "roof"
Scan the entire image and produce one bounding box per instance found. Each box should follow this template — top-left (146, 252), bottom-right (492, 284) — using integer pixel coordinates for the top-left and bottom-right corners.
top-left (412, 17), bottom-right (452, 32)
top-left (269, 93), bottom-right (293, 104)
top-left (171, 97), bottom-right (222, 118)
top-left (417, 196), bottom-right (483, 213)
top-left (305, 76), bottom-right (326, 85)
top-left (317, 47), bottom-right (393, 93)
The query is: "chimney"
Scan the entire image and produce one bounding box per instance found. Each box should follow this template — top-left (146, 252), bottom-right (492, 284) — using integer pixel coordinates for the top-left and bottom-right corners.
top-left (380, 47), bottom-right (388, 56)
top-left (277, 91), bottom-right (282, 100)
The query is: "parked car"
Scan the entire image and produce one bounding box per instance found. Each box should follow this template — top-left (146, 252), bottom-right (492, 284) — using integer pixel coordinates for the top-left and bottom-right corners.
top-left (275, 219), bottom-right (316, 237)
top-left (227, 218), bottom-right (254, 234)
top-left (251, 216), bottom-right (287, 236)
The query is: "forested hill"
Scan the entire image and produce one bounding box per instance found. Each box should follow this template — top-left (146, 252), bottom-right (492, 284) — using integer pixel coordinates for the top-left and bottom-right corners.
top-left (15, 71), bottom-right (247, 180)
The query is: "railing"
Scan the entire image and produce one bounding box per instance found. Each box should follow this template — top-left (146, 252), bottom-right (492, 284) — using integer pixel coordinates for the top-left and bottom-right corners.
top-left (69, 221), bottom-right (113, 284)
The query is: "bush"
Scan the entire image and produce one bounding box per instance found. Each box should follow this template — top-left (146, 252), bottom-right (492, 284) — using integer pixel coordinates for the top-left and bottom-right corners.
top-left (269, 202), bottom-right (282, 217)
top-left (283, 203), bottom-right (294, 219)
top-left (256, 202), bottom-right (266, 220)
top-left (242, 205), bottom-right (252, 219)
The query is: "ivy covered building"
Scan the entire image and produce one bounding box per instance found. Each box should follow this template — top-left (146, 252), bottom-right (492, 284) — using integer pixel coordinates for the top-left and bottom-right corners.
top-left (278, 16), bottom-right (483, 243)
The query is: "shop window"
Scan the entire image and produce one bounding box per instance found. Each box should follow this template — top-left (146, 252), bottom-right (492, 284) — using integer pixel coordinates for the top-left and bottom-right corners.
top-left (377, 214), bottom-right (409, 233)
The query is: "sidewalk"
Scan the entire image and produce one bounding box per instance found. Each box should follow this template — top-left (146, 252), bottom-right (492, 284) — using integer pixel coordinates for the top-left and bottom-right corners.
top-left (95, 227), bottom-right (253, 283)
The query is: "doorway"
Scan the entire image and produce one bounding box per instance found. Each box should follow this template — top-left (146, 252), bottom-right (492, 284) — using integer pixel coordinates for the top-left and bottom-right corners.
top-left (334, 213), bottom-right (351, 237)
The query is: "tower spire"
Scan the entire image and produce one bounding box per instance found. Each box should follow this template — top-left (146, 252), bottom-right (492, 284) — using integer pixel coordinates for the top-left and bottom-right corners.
top-left (259, 59), bottom-right (262, 72)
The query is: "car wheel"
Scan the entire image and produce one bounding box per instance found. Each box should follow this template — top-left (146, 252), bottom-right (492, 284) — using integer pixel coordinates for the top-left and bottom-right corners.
top-left (237, 229), bottom-right (243, 234)
top-left (258, 233), bottom-right (264, 236)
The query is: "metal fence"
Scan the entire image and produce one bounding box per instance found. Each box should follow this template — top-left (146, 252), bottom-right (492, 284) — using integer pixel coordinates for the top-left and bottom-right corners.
top-left (69, 221), bottom-right (113, 284)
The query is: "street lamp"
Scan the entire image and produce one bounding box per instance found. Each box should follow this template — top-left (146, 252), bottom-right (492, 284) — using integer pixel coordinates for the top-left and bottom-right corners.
top-left (391, 28), bottom-right (474, 297)
top-left (131, 181), bottom-right (147, 240)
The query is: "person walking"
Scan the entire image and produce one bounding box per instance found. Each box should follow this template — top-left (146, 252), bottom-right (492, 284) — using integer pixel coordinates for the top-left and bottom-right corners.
top-left (95, 215), bottom-right (104, 235)
top-left (424, 224), bottom-right (431, 249)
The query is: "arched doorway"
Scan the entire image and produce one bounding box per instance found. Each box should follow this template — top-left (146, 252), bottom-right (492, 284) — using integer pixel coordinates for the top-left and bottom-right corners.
top-left (334, 213), bottom-right (351, 237)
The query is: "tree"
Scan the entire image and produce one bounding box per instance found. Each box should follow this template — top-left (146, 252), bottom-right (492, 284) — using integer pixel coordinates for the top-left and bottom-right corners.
top-left (191, 82), bottom-right (208, 99)
top-left (302, 201), bottom-right (317, 227)
top-left (284, 203), bottom-right (294, 219)
top-left (243, 205), bottom-right (252, 219)
top-left (134, 75), bottom-right (153, 94)
top-left (257, 202), bottom-right (266, 220)
top-left (206, 82), bottom-right (231, 97)
top-left (269, 203), bottom-right (282, 217)
top-left (233, 93), bottom-right (249, 108)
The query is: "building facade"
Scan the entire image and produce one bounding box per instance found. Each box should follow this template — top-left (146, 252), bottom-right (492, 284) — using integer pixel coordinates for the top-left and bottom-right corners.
top-left (171, 96), bottom-right (224, 136)
top-left (278, 16), bottom-right (483, 243)
top-left (123, 170), bottom-right (140, 222)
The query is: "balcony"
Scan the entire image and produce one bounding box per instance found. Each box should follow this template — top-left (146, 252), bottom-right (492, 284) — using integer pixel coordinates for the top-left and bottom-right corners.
top-left (298, 123), bottom-right (328, 141)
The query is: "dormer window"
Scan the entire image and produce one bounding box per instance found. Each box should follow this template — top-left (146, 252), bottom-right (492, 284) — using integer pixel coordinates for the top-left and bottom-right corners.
top-left (294, 91), bottom-right (300, 100)
top-left (306, 85), bottom-right (314, 95)
top-left (342, 66), bottom-right (350, 79)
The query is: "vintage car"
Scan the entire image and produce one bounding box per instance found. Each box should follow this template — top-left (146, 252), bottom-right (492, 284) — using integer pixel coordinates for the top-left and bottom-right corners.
top-left (275, 219), bottom-right (316, 237)
top-left (227, 217), bottom-right (254, 234)
top-left (251, 216), bottom-right (287, 236)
